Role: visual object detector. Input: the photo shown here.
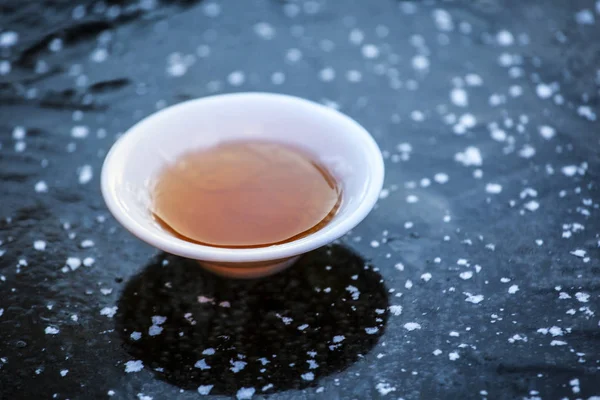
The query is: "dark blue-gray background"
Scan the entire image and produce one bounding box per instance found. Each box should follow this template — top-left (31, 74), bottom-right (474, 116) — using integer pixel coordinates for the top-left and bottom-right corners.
top-left (1, 0), bottom-right (599, 399)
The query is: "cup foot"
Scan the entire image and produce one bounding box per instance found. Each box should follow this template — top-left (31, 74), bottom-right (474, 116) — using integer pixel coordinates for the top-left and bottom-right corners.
top-left (198, 256), bottom-right (300, 279)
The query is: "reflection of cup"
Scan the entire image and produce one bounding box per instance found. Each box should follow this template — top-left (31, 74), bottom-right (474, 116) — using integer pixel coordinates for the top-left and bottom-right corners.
top-left (116, 244), bottom-right (389, 396)
top-left (101, 93), bottom-right (384, 278)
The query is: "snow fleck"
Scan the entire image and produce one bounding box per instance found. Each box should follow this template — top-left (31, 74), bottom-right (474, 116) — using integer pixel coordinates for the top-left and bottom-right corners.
top-left (524, 201), bottom-right (539, 212)
top-left (508, 334), bottom-right (527, 343)
top-left (202, 348), bottom-right (215, 356)
top-left (301, 372), bottom-right (315, 381)
top-left (450, 88), bottom-right (468, 107)
top-left (130, 332), bottom-right (142, 341)
top-left (365, 327), bottom-right (379, 335)
top-left (496, 30), bottom-right (514, 46)
top-left (195, 359), bottom-right (211, 370)
top-left (578, 105), bottom-right (597, 121)
top-left (253, 22), bottom-right (275, 40)
top-left (459, 271), bottom-right (473, 280)
top-left (421, 273), bottom-right (432, 282)
top-left (197, 296), bottom-right (214, 304)
top-left (78, 165), bottom-right (93, 184)
top-left (148, 325), bottom-right (163, 336)
top-left (550, 340), bottom-right (567, 346)
top-left (236, 387), bottom-right (255, 400)
top-left (332, 335), bottom-right (345, 343)
top-left (412, 55), bottom-right (430, 70)
top-left (485, 183), bottom-right (502, 194)
top-left (203, 2), bottom-right (221, 17)
top-left (60, 369), bottom-right (68, 377)
top-left (508, 285), bottom-right (519, 294)
top-left (406, 195), bottom-right (419, 203)
top-left (227, 71), bottom-right (245, 86)
top-left (434, 173), bottom-right (449, 184)
top-left (448, 351), bottom-right (460, 360)
top-left (375, 382), bottom-right (396, 396)
top-left (561, 165), bottom-right (578, 176)
top-left (66, 257), bottom-right (81, 271)
top-left (80, 239), bottom-right (94, 248)
top-left (464, 293), bottom-right (484, 304)
top-left (570, 249), bottom-right (586, 258)
top-left (319, 67), bottom-right (335, 82)
top-left (575, 9), bottom-right (595, 24)
top-left (100, 306), bottom-right (118, 318)
top-left (35, 181), bottom-right (48, 193)
top-left (539, 125), bottom-right (555, 140)
top-left (90, 47), bottom-right (108, 63)
top-left (404, 322), bottom-right (421, 331)
top-left (0, 31), bottom-right (19, 47)
top-left (433, 349), bottom-right (442, 356)
top-left (286, 48), bottom-right (302, 63)
top-left (465, 74), bottom-right (483, 86)
top-left (570, 378), bottom-right (581, 394)
top-left (125, 360), bottom-right (144, 373)
top-left (361, 44), bottom-right (380, 59)
top-left (349, 29), bottom-right (364, 45)
top-left (454, 146), bottom-right (482, 167)
top-left (346, 285), bottom-right (360, 300)
top-left (388, 305), bottom-right (402, 316)
top-left (298, 324), bottom-right (309, 331)
top-left (45, 326), bottom-right (60, 335)
top-left (230, 360), bottom-right (247, 373)
top-left (34, 240), bottom-right (46, 251)
top-left (575, 292), bottom-right (590, 303)
top-left (83, 257), bottom-right (95, 267)
top-left (519, 145), bottom-right (536, 159)
top-left (536, 83), bottom-right (553, 99)
top-left (197, 385), bottom-right (214, 395)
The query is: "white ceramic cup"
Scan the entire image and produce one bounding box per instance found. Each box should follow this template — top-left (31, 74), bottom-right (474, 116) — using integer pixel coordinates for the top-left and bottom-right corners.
top-left (101, 92), bottom-right (384, 278)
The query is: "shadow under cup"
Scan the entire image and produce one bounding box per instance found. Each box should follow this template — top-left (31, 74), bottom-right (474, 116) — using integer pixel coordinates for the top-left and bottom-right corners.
top-left (116, 244), bottom-right (389, 396)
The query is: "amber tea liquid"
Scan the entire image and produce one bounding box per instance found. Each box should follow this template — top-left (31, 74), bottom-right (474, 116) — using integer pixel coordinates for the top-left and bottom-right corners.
top-left (152, 141), bottom-right (341, 248)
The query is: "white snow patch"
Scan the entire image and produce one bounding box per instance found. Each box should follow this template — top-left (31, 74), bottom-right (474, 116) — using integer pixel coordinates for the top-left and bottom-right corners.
top-left (388, 305), bottom-right (402, 316)
top-left (45, 326), bottom-right (60, 335)
top-left (100, 306), bottom-right (118, 318)
top-left (454, 146), bottom-right (482, 167)
top-left (78, 165), bottom-right (93, 184)
top-left (197, 385), bottom-right (214, 395)
top-left (375, 382), bottom-right (396, 396)
top-left (486, 183), bottom-right (502, 194)
top-left (450, 88), bottom-right (468, 107)
top-left (403, 322), bottom-right (421, 331)
top-left (464, 293), bottom-right (484, 304)
top-left (236, 387), bottom-right (255, 400)
top-left (125, 360), bottom-right (144, 373)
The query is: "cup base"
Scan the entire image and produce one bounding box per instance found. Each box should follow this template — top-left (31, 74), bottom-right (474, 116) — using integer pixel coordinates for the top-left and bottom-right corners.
top-left (198, 256), bottom-right (300, 279)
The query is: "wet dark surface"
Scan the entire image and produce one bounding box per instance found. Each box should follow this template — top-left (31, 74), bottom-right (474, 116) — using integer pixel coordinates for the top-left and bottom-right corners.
top-left (1, 0), bottom-right (599, 399)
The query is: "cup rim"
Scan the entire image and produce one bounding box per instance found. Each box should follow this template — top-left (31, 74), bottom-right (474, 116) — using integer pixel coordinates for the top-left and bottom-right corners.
top-left (101, 92), bottom-right (384, 263)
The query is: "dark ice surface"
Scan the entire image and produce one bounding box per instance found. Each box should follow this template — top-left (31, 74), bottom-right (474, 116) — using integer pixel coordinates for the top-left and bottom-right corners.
top-left (1, 0), bottom-right (599, 399)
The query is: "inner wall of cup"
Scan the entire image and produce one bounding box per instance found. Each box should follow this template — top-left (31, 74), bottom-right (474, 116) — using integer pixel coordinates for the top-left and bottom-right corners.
top-left (116, 96), bottom-right (375, 240)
